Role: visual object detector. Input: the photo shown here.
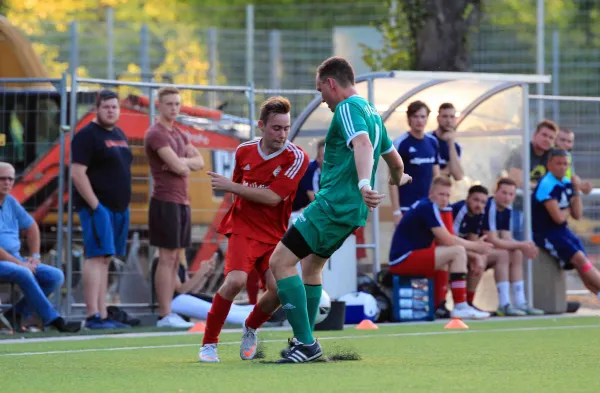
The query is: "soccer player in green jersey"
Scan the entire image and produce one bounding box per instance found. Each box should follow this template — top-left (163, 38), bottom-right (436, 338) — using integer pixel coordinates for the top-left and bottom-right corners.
top-left (269, 56), bottom-right (411, 363)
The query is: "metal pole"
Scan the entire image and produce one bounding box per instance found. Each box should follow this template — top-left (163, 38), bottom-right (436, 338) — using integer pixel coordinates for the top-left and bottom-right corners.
top-left (207, 28), bottom-right (218, 108)
top-left (246, 4), bottom-right (254, 85)
top-left (269, 30), bottom-right (281, 90)
top-left (536, 0), bottom-right (545, 121)
top-left (55, 73), bottom-right (68, 310)
top-left (140, 24), bottom-right (150, 97)
top-left (148, 86), bottom-right (156, 266)
top-left (368, 78), bottom-right (380, 276)
top-left (66, 21), bottom-right (79, 320)
top-left (106, 7), bottom-right (115, 80)
top-left (552, 29), bottom-right (560, 124)
top-left (521, 83), bottom-right (534, 307)
top-left (248, 82), bottom-right (256, 140)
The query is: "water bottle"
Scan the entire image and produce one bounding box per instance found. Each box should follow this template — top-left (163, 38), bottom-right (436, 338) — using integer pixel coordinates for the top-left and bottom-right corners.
top-left (399, 309), bottom-right (414, 320)
top-left (412, 310), bottom-right (429, 320)
top-left (398, 288), bottom-right (413, 298)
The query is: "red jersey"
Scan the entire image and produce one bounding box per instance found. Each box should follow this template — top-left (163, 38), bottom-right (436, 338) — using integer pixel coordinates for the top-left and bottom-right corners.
top-left (218, 139), bottom-right (309, 245)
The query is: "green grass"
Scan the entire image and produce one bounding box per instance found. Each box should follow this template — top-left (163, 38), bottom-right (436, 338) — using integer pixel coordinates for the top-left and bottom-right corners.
top-left (1, 317), bottom-right (600, 393)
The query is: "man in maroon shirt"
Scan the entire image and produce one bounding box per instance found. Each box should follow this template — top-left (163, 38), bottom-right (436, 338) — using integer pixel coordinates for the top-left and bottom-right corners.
top-left (144, 86), bottom-right (205, 328)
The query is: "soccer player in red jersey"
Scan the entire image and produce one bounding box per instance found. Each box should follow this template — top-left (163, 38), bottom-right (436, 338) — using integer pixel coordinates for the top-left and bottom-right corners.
top-left (198, 97), bottom-right (309, 363)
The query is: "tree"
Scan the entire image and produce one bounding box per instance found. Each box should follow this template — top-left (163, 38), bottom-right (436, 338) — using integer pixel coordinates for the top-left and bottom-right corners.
top-left (362, 0), bottom-right (482, 71)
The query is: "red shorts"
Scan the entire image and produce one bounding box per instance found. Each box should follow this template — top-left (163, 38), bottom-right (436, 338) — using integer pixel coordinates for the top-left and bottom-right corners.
top-left (225, 234), bottom-right (275, 283)
top-left (389, 244), bottom-right (436, 278)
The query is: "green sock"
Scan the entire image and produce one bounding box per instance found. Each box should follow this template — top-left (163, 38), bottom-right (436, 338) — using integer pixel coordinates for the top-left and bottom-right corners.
top-left (304, 284), bottom-right (322, 331)
top-left (276, 275), bottom-right (314, 344)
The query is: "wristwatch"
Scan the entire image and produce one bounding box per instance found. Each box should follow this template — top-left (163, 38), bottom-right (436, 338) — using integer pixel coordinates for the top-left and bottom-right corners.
top-left (32, 253), bottom-right (41, 259)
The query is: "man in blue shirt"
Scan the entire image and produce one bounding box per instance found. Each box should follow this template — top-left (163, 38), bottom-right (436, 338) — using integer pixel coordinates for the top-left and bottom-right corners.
top-left (481, 178), bottom-right (543, 316)
top-left (429, 103), bottom-right (463, 181)
top-left (390, 100), bottom-right (440, 227)
top-left (532, 149), bottom-right (600, 300)
top-left (0, 162), bottom-right (79, 333)
top-left (292, 139), bottom-right (324, 212)
top-left (389, 176), bottom-right (492, 320)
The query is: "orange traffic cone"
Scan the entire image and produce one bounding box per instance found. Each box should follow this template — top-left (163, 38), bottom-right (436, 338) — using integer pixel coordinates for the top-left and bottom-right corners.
top-left (356, 319), bottom-right (378, 330)
top-left (188, 321), bottom-right (206, 333)
top-left (444, 318), bottom-right (469, 329)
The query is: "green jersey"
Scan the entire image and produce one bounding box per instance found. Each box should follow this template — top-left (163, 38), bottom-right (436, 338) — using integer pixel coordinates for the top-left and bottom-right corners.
top-left (315, 95), bottom-right (394, 227)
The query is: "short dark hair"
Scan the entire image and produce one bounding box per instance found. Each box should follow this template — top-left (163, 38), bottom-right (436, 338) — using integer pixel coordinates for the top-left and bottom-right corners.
top-left (316, 56), bottom-right (355, 88)
top-left (317, 138), bottom-right (325, 150)
top-left (496, 177), bottom-right (517, 190)
top-left (259, 96), bottom-right (291, 125)
top-left (535, 119), bottom-right (559, 135)
top-left (96, 90), bottom-right (118, 108)
top-left (548, 148), bottom-right (570, 159)
top-left (468, 185), bottom-right (489, 196)
top-left (438, 103), bottom-right (455, 112)
top-left (407, 100), bottom-right (431, 118)
top-left (560, 127), bottom-right (574, 135)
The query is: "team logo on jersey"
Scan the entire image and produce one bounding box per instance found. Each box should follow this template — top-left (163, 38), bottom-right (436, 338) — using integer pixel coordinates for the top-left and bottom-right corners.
top-left (243, 164), bottom-right (251, 171)
top-left (273, 166), bottom-right (282, 177)
top-left (409, 147), bottom-right (417, 153)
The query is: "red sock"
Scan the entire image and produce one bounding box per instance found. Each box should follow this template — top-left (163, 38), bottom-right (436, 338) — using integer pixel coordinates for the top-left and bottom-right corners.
top-left (202, 293), bottom-right (233, 345)
top-left (467, 290), bottom-right (476, 304)
top-left (434, 270), bottom-right (449, 308)
top-left (245, 304), bottom-right (273, 330)
top-left (450, 273), bottom-right (467, 305)
top-left (246, 270), bottom-right (260, 305)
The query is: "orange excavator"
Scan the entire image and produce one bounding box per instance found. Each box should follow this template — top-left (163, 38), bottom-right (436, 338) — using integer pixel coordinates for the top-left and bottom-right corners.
top-left (0, 16), bottom-right (243, 272)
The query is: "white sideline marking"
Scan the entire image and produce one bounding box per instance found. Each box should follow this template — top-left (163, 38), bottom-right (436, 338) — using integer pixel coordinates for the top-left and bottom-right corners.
top-left (1, 323), bottom-right (599, 358)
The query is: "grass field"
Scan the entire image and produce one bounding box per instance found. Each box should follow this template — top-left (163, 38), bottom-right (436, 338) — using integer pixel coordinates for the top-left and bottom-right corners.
top-left (1, 316), bottom-right (600, 393)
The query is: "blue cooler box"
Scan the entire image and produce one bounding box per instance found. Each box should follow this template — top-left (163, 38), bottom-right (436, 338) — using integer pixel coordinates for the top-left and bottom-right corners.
top-left (392, 276), bottom-right (435, 322)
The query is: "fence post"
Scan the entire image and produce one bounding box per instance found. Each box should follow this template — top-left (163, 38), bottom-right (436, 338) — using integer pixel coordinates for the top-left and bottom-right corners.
top-left (148, 86), bottom-right (156, 280)
top-left (55, 73), bottom-right (69, 310)
top-left (248, 82), bottom-right (256, 140)
top-left (552, 29), bottom-right (560, 124)
top-left (368, 78), bottom-right (380, 275)
top-left (246, 4), bottom-right (255, 85)
top-left (106, 7), bottom-right (115, 80)
top-left (140, 24), bottom-right (150, 97)
top-left (522, 83), bottom-right (534, 308)
top-left (269, 30), bottom-right (281, 90)
top-left (208, 28), bottom-right (218, 108)
top-left (66, 21), bottom-right (79, 320)
top-left (536, 0), bottom-right (545, 122)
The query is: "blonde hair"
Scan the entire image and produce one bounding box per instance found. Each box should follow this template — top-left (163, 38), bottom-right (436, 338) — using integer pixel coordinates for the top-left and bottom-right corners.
top-left (157, 86), bottom-right (180, 102)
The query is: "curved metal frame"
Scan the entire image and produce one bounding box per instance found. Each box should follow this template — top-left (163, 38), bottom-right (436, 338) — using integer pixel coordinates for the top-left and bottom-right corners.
top-left (380, 79), bottom-right (449, 122)
top-left (456, 82), bottom-right (521, 128)
top-left (290, 71), bottom-right (395, 140)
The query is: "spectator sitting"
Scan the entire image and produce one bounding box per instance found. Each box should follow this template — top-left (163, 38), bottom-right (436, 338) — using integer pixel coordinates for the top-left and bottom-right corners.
top-left (532, 149), bottom-right (600, 300)
top-left (389, 176), bottom-right (492, 320)
top-left (0, 162), bottom-right (79, 333)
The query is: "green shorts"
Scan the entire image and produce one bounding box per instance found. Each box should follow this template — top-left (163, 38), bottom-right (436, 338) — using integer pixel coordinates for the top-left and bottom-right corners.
top-left (293, 201), bottom-right (358, 258)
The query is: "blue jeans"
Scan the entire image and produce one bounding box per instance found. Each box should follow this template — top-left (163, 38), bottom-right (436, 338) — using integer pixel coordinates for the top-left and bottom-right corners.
top-left (0, 260), bottom-right (63, 325)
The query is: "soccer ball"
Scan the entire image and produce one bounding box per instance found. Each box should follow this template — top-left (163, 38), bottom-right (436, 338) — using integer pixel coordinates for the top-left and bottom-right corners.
top-left (315, 290), bottom-right (331, 325)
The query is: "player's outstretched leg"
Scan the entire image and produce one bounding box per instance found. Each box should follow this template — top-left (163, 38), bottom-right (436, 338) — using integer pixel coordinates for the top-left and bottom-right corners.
top-left (270, 239), bottom-right (323, 363)
top-left (199, 270), bottom-right (248, 363)
top-left (572, 252), bottom-right (600, 299)
top-left (241, 269), bottom-right (281, 360)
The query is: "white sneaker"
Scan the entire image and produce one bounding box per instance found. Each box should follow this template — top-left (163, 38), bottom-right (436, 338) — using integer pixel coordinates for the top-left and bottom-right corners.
top-left (199, 344), bottom-right (220, 363)
top-left (451, 305), bottom-right (490, 320)
top-left (240, 324), bottom-right (258, 360)
top-left (156, 313), bottom-right (194, 328)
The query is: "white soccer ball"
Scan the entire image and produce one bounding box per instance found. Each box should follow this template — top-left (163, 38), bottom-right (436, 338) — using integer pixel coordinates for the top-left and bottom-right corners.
top-left (339, 291), bottom-right (380, 321)
top-left (315, 290), bottom-right (331, 325)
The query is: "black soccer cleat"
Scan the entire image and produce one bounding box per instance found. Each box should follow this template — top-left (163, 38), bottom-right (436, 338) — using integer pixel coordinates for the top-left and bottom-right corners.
top-left (277, 338), bottom-right (323, 364)
top-left (280, 337), bottom-right (297, 358)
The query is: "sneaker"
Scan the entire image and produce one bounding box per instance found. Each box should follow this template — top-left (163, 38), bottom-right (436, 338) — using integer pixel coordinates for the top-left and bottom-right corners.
top-left (277, 339), bottom-right (323, 364)
top-left (496, 304), bottom-right (527, 317)
top-left (450, 305), bottom-right (490, 320)
top-left (199, 344), bottom-right (220, 363)
top-left (104, 318), bottom-right (131, 329)
top-left (50, 317), bottom-right (81, 333)
top-left (516, 304), bottom-right (545, 316)
top-left (280, 337), bottom-right (297, 358)
top-left (85, 314), bottom-right (117, 329)
top-left (435, 301), bottom-right (451, 319)
top-left (156, 313), bottom-right (195, 328)
top-left (240, 324), bottom-right (258, 360)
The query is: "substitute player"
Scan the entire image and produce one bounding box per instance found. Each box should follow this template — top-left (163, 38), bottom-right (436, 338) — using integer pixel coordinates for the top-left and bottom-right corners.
top-left (198, 97), bottom-right (308, 363)
top-left (269, 56), bottom-right (410, 364)
top-left (390, 177), bottom-right (492, 320)
top-left (532, 149), bottom-right (600, 300)
top-left (481, 178), bottom-right (543, 316)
